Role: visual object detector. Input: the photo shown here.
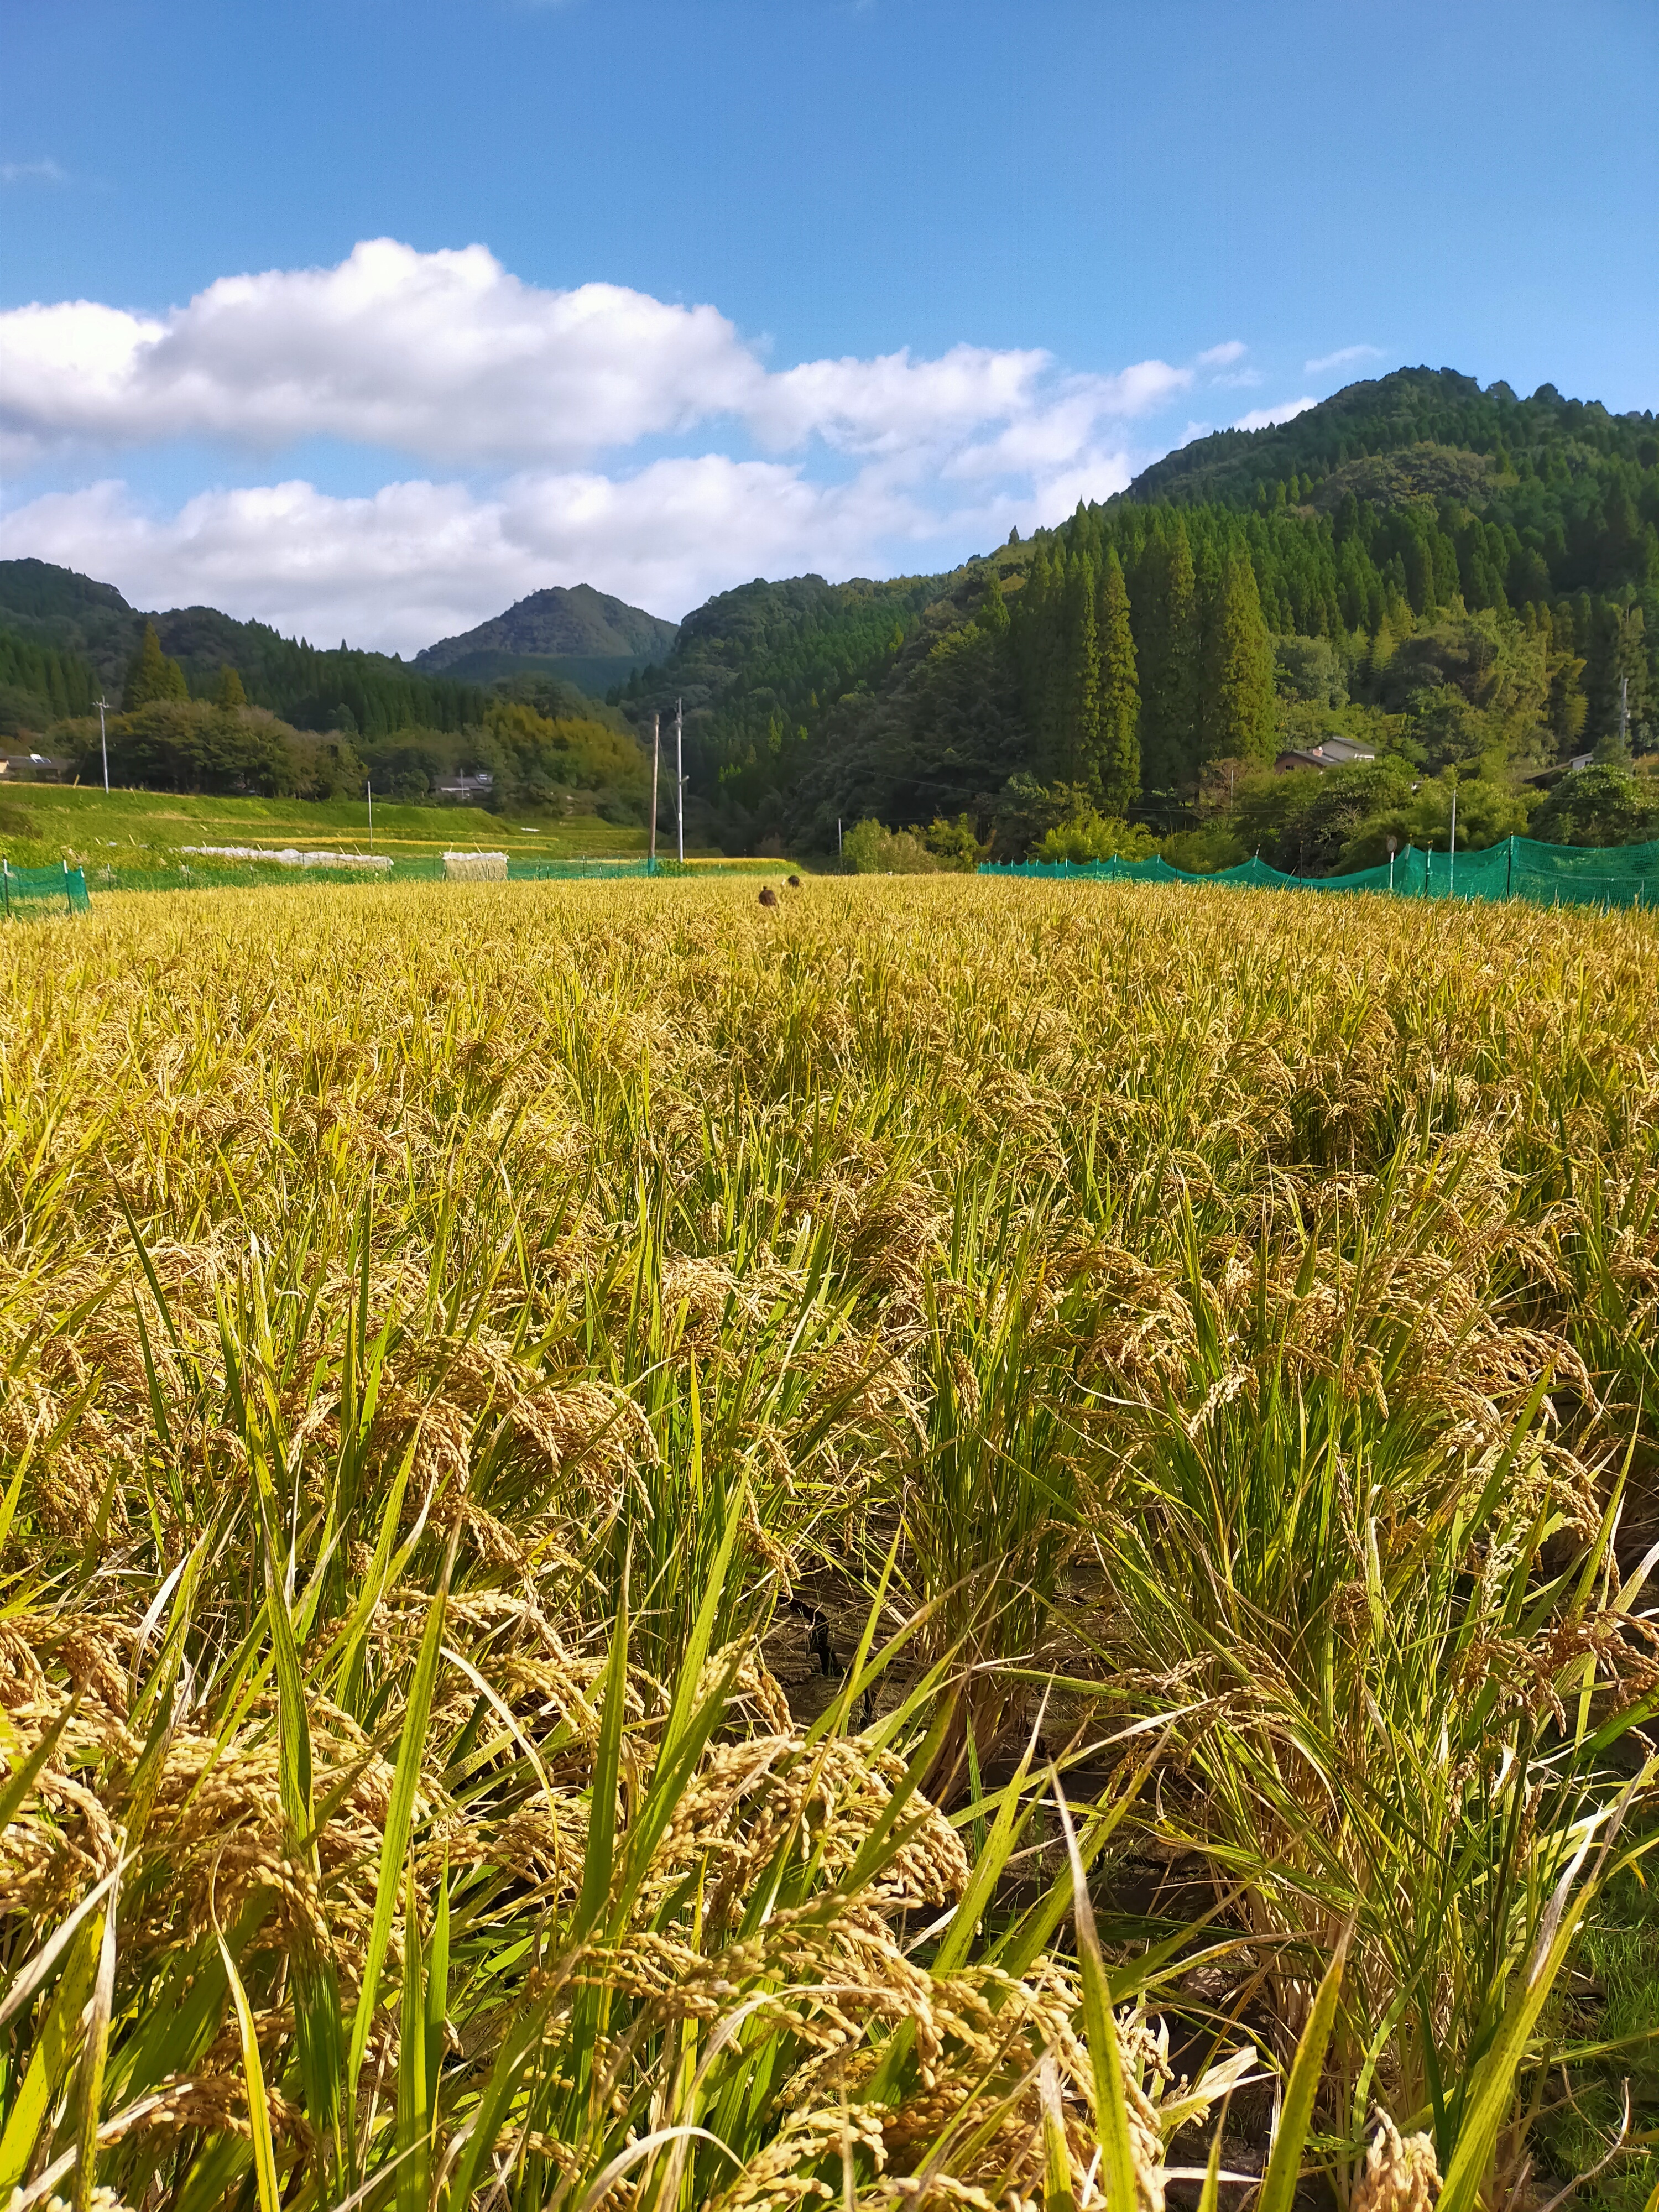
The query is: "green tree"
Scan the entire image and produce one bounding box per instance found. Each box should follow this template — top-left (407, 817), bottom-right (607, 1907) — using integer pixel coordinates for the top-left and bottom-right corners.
top-left (122, 623), bottom-right (189, 711)
top-left (1136, 525), bottom-right (1198, 795)
top-left (842, 818), bottom-right (941, 873)
top-left (1532, 763), bottom-right (1659, 846)
top-left (214, 664), bottom-right (247, 709)
top-left (1056, 552), bottom-right (1100, 785)
top-left (974, 569), bottom-right (1010, 639)
top-left (1544, 608), bottom-right (1588, 755)
top-left (922, 813), bottom-right (986, 868)
top-left (1202, 550), bottom-right (1276, 766)
top-left (1016, 542), bottom-right (1064, 768)
top-left (1034, 805), bottom-right (1159, 863)
top-left (1095, 546), bottom-right (1140, 810)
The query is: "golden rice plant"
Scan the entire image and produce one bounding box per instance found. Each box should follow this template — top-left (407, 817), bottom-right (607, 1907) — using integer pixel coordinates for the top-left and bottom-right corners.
top-left (0, 874), bottom-right (1656, 2207)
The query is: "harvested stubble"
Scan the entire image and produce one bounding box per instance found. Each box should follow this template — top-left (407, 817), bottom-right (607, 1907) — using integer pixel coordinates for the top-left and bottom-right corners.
top-left (0, 874), bottom-right (1657, 2210)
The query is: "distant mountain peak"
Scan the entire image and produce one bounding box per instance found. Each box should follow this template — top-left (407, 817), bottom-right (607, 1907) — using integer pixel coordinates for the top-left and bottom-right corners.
top-left (1116, 364), bottom-right (1655, 511)
top-left (414, 585), bottom-right (679, 675)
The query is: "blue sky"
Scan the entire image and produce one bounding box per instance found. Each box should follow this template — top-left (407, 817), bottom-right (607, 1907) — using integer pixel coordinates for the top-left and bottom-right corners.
top-left (0, 0), bottom-right (1653, 649)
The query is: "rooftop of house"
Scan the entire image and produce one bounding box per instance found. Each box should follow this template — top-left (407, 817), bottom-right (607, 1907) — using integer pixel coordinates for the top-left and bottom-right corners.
top-left (1274, 734), bottom-right (1378, 773)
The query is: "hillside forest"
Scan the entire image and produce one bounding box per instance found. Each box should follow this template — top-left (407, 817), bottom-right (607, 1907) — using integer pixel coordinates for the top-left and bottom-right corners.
top-left (2, 606), bottom-right (653, 828)
top-left (617, 368), bottom-right (1659, 869)
top-left (2, 369), bottom-right (1657, 867)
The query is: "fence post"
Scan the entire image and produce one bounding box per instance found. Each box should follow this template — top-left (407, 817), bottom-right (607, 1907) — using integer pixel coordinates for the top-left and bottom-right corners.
top-left (1, 859), bottom-right (8, 920)
top-left (64, 858), bottom-right (72, 916)
top-left (1507, 836), bottom-right (1515, 900)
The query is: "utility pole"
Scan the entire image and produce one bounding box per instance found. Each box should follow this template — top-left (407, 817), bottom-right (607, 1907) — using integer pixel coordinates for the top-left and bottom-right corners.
top-left (675, 696), bottom-right (684, 866)
top-left (1448, 781), bottom-right (1457, 898)
top-left (1620, 673), bottom-right (1630, 757)
top-left (95, 698), bottom-right (110, 794)
top-left (650, 711), bottom-right (660, 870)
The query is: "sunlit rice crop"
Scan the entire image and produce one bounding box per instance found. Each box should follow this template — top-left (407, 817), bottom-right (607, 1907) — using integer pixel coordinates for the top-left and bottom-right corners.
top-left (1, 874), bottom-right (1656, 2210)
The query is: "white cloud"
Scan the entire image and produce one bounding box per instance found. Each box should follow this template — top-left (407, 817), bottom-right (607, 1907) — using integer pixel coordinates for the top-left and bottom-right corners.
top-left (1099, 358), bottom-right (1191, 415)
top-left (0, 243), bottom-right (759, 466)
top-left (0, 239), bottom-right (1243, 646)
top-left (1232, 398), bottom-right (1316, 432)
top-left (0, 239), bottom-right (1198, 472)
top-left (1304, 343), bottom-right (1384, 374)
top-left (0, 454), bottom-right (1102, 650)
top-left (0, 159), bottom-right (65, 186)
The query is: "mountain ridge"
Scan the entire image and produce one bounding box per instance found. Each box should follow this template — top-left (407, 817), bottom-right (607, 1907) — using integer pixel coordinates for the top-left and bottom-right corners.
top-left (1119, 364), bottom-right (1658, 509)
top-left (606, 364), bottom-right (1658, 851)
top-left (0, 557), bottom-right (486, 738)
top-left (413, 583), bottom-right (678, 688)
top-left (3, 362), bottom-right (1656, 855)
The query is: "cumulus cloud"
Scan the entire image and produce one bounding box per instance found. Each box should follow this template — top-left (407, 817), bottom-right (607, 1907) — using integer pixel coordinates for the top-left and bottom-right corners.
top-left (0, 244), bottom-right (759, 466)
top-left (0, 239), bottom-right (1228, 645)
top-left (0, 451), bottom-right (1125, 652)
top-left (0, 238), bottom-right (1199, 473)
top-left (1232, 398), bottom-right (1316, 431)
top-left (1305, 343), bottom-right (1383, 374)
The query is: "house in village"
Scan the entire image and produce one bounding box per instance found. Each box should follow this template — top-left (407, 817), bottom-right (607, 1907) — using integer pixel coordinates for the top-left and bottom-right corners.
top-left (1272, 733), bottom-right (1377, 774)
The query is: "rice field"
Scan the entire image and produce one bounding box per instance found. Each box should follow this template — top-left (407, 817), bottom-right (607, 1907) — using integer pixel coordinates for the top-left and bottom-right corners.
top-left (2, 873), bottom-right (1657, 2211)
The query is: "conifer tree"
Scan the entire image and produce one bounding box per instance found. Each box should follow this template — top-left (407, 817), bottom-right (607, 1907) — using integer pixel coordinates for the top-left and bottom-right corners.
top-left (1136, 525), bottom-right (1198, 795)
top-left (1016, 542), bottom-right (1063, 765)
top-left (1095, 546), bottom-right (1140, 810)
top-left (214, 664), bottom-right (247, 710)
top-left (123, 623), bottom-right (190, 711)
top-left (975, 568), bottom-right (1010, 638)
top-left (1057, 552), bottom-right (1100, 785)
top-left (1202, 549), bottom-right (1276, 764)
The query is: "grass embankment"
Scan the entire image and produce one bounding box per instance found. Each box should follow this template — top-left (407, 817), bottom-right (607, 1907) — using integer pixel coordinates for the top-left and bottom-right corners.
top-left (0, 783), bottom-right (651, 872)
top-left (1, 876), bottom-right (1656, 2207)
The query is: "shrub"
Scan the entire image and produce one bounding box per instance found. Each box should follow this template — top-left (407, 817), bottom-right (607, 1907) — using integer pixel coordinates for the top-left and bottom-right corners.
top-left (923, 812), bottom-right (987, 868)
top-left (842, 817), bottom-right (941, 872)
top-left (1531, 763), bottom-right (1659, 847)
top-left (1034, 807), bottom-right (1159, 863)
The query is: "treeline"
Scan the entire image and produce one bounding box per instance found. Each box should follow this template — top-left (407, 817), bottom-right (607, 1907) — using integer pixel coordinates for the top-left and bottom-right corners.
top-left (0, 627), bottom-right (99, 736)
top-left (622, 367), bottom-right (1659, 855)
top-left (0, 586), bottom-right (485, 747)
top-left (144, 612), bottom-right (484, 735)
top-left (56, 678), bottom-right (649, 820)
top-left (1002, 497), bottom-right (1652, 805)
top-left (61, 700), bottom-right (369, 801)
top-left (641, 459), bottom-right (1656, 857)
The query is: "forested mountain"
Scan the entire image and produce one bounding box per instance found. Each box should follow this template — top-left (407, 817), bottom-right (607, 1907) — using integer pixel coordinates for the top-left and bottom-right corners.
top-left (614, 367), bottom-right (1659, 860)
top-left (1125, 364), bottom-right (1658, 517)
top-left (0, 559), bottom-right (483, 739)
top-left (615, 572), bottom-right (950, 843)
top-left (415, 583), bottom-right (678, 695)
top-left (0, 559), bottom-right (651, 820)
top-left (4, 366), bottom-right (1657, 864)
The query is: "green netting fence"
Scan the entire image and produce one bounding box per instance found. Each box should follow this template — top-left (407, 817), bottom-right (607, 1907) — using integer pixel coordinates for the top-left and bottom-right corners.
top-left (1, 860), bottom-right (90, 916)
top-left (982, 836), bottom-right (1659, 911)
top-left (15, 853), bottom-right (775, 902)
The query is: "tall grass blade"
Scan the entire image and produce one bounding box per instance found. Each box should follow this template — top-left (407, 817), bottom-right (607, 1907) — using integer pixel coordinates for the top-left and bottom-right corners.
top-left (1258, 1922), bottom-right (1352, 2212)
top-left (217, 1919), bottom-right (282, 2212)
